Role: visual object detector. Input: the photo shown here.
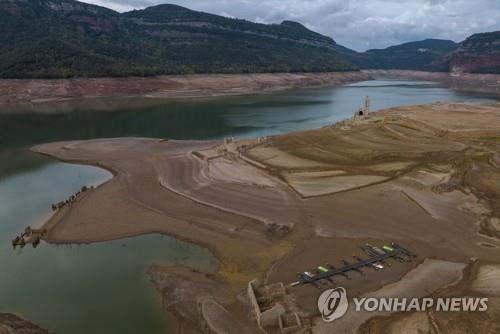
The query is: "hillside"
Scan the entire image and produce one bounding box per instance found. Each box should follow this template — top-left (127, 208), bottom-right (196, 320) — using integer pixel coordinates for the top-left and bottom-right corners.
top-left (0, 0), bottom-right (357, 78)
top-left (336, 39), bottom-right (458, 71)
top-left (352, 33), bottom-right (500, 74)
top-left (432, 31), bottom-right (500, 74)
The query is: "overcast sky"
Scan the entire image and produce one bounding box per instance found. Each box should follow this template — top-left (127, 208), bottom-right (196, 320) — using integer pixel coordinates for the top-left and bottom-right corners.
top-left (83, 0), bottom-right (500, 51)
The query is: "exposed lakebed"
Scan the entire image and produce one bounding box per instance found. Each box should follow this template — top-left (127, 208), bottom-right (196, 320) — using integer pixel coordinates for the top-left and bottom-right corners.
top-left (0, 80), bottom-right (496, 333)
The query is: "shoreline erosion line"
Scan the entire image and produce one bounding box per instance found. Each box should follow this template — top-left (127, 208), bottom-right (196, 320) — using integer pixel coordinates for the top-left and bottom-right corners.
top-left (0, 71), bottom-right (499, 114)
top-left (22, 101), bottom-right (500, 333)
top-left (0, 72), bottom-right (371, 113)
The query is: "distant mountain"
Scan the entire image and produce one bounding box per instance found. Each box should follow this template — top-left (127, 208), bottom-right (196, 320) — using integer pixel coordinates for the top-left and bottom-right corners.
top-left (431, 31), bottom-right (500, 74)
top-left (341, 33), bottom-right (500, 74)
top-left (338, 39), bottom-right (458, 71)
top-left (0, 0), bottom-right (356, 78)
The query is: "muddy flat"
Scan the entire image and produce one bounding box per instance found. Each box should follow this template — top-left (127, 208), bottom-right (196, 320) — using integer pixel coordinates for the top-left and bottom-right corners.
top-left (32, 102), bottom-right (500, 333)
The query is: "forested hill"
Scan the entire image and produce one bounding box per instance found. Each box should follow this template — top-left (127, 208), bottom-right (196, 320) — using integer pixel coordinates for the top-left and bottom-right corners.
top-left (0, 0), bottom-right (357, 78)
top-left (335, 35), bottom-right (500, 74)
top-left (430, 31), bottom-right (500, 74)
top-left (335, 39), bottom-right (458, 71)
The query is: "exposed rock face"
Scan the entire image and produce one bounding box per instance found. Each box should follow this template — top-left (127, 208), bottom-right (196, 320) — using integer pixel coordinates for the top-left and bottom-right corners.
top-left (336, 32), bottom-right (500, 75)
top-left (434, 31), bottom-right (500, 74)
top-left (449, 54), bottom-right (500, 74)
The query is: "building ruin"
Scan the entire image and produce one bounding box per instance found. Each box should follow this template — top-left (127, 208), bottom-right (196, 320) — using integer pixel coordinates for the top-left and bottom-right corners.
top-left (355, 96), bottom-right (371, 117)
top-left (248, 280), bottom-right (305, 333)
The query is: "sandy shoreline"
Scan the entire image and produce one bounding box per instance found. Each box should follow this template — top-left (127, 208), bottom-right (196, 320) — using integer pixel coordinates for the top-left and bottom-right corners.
top-left (27, 102), bottom-right (500, 333)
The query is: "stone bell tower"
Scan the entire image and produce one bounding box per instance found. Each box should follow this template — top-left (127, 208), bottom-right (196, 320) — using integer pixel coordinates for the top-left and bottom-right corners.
top-left (356, 96), bottom-right (370, 116)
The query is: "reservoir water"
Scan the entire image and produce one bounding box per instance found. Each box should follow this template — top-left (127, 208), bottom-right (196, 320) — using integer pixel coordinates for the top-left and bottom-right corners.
top-left (0, 79), bottom-right (496, 333)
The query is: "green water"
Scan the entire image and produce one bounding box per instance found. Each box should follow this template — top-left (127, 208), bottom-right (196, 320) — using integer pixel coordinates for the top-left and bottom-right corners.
top-left (0, 161), bottom-right (213, 333)
top-left (0, 80), bottom-right (496, 333)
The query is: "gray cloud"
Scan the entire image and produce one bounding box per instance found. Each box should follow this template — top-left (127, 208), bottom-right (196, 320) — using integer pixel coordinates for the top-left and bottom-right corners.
top-left (84, 0), bottom-right (500, 51)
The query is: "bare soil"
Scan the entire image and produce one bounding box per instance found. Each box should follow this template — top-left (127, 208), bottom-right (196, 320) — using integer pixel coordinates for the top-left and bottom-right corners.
top-left (30, 102), bottom-right (500, 333)
top-left (0, 72), bottom-right (370, 113)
